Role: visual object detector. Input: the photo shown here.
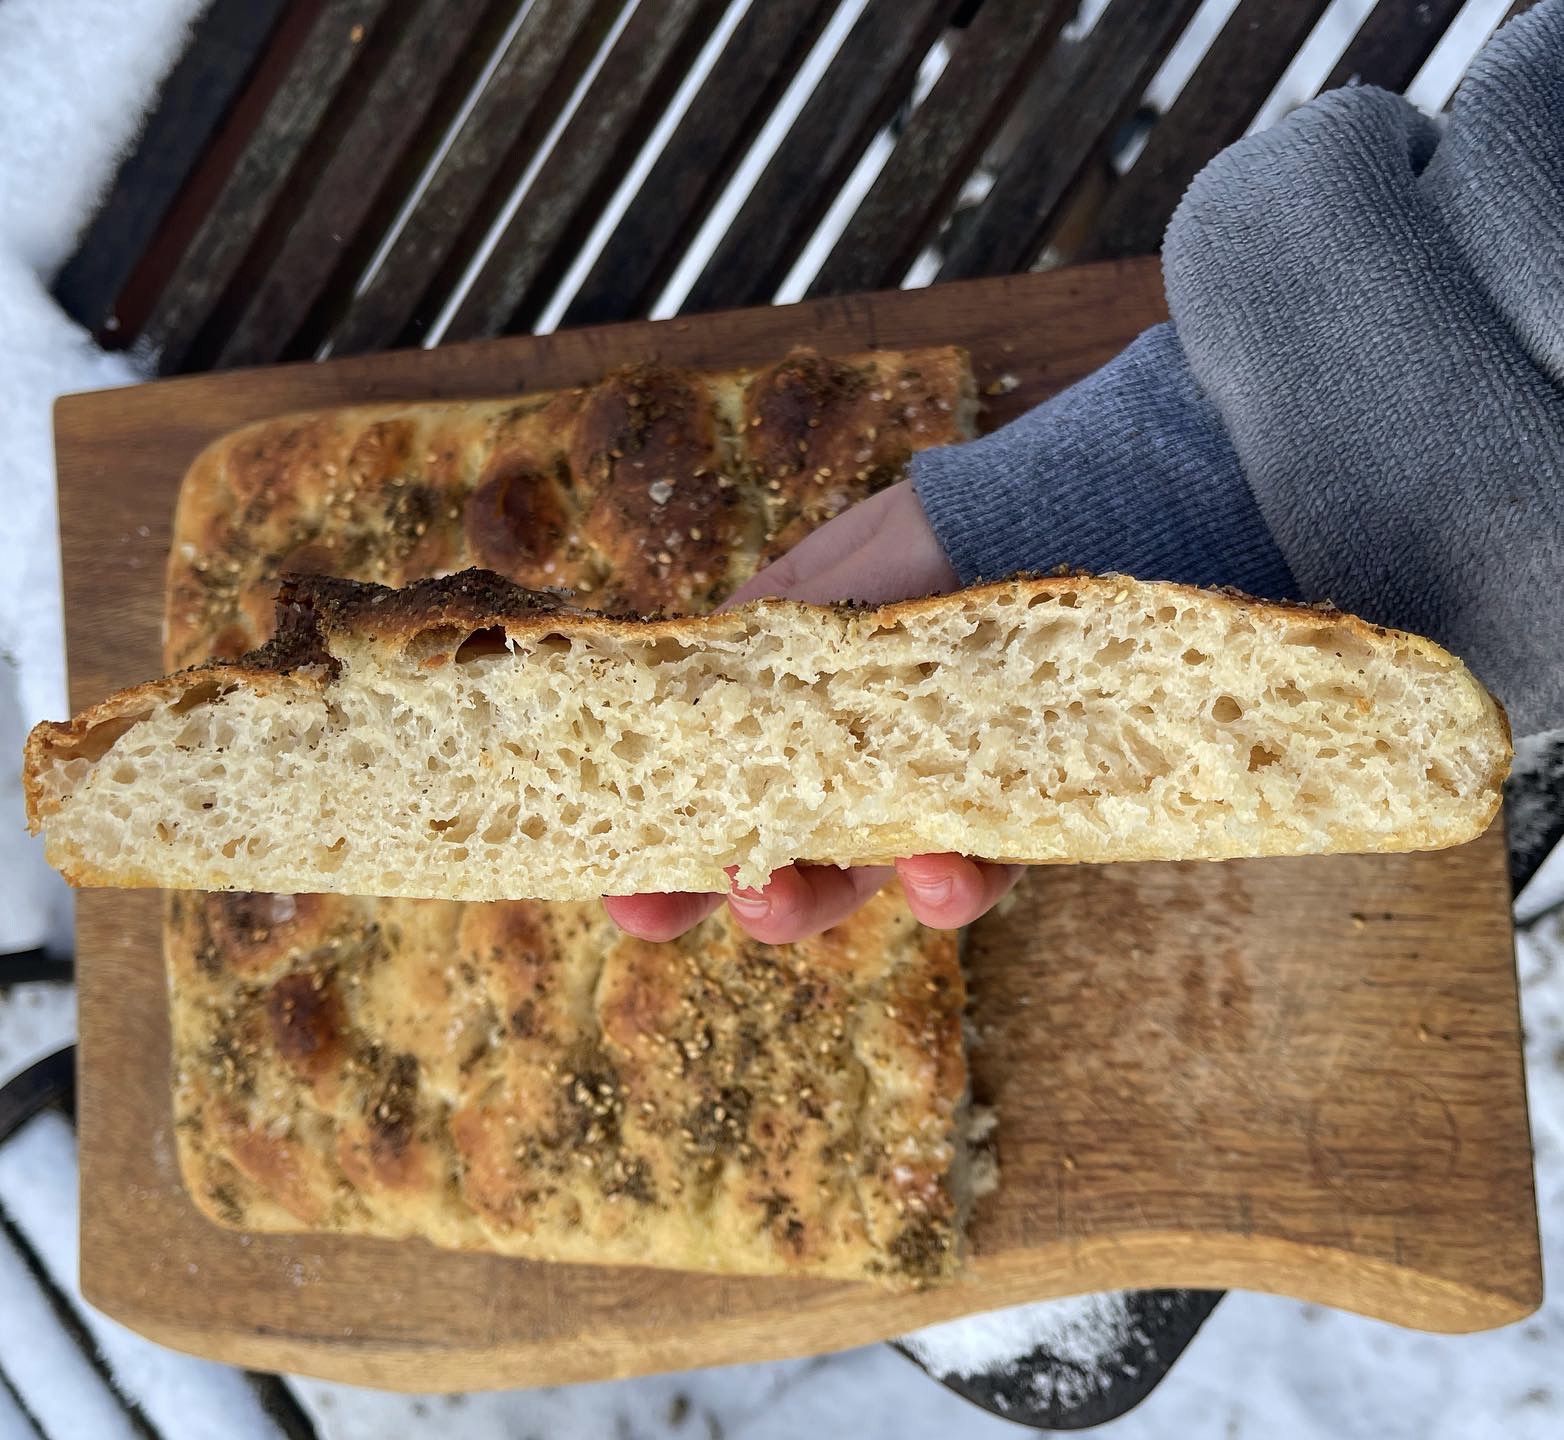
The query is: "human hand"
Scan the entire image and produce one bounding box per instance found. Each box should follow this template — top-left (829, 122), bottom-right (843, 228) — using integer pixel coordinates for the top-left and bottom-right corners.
top-left (602, 480), bottom-right (1023, 944)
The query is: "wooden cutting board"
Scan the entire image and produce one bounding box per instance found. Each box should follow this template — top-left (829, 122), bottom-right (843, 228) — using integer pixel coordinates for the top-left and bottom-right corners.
top-left (54, 261), bottom-right (1539, 1391)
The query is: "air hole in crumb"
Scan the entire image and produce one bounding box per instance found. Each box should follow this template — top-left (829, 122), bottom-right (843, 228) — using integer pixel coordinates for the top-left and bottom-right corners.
top-left (59, 711), bottom-right (151, 763)
top-left (455, 626), bottom-right (510, 663)
top-left (429, 813), bottom-right (477, 843)
top-left (1094, 637), bottom-right (1136, 665)
top-left (1212, 695), bottom-right (1243, 723)
top-left (1248, 744), bottom-right (1281, 771)
top-left (528, 632), bottom-right (570, 657)
top-left (171, 681), bottom-right (227, 716)
top-left (519, 816), bottom-right (546, 841)
top-left (154, 820), bottom-right (175, 843)
top-left (410, 624), bottom-right (462, 658)
top-left (1181, 649), bottom-right (1208, 666)
top-left (1156, 606), bottom-right (1177, 623)
top-left (612, 732), bottom-right (649, 763)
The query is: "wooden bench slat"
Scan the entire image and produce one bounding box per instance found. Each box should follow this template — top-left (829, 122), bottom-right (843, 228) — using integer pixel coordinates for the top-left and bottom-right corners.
top-left (325, 0), bottom-right (626, 358)
top-left (679, 0), bottom-right (963, 317)
top-left (1076, 0), bottom-right (1335, 262)
top-left (805, 0), bottom-right (1075, 298)
top-left (1324, 0), bottom-right (1468, 94)
top-left (441, 0), bottom-right (730, 343)
top-left (50, 0), bottom-right (291, 342)
top-left (95, 0), bottom-right (332, 355)
top-left (935, 0), bottom-right (1202, 282)
top-left (212, 0), bottom-right (521, 371)
top-left (137, 0), bottom-right (399, 373)
top-left (561, 0), bottom-right (841, 329)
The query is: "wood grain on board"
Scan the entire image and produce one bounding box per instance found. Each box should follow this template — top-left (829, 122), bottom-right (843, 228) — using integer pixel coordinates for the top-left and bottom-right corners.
top-left (54, 261), bottom-right (1538, 1390)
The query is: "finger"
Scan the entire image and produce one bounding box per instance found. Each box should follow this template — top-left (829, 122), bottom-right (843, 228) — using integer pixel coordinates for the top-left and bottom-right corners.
top-left (724, 486), bottom-right (905, 607)
top-left (896, 854), bottom-right (1024, 928)
top-left (602, 891), bottom-right (725, 942)
top-left (780, 515), bottom-right (957, 606)
top-left (727, 863), bottom-right (894, 944)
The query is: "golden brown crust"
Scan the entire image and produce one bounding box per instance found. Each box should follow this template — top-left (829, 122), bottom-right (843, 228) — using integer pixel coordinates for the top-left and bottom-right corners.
top-left (144, 347), bottom-right (979, 1286)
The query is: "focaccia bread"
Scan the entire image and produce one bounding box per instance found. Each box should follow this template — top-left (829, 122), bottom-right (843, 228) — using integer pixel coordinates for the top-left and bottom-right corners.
top-left (28, 570), bottom-right (1510, 898)
top-left (147, 347), bottom-right (981, 1285)
top-left (163, 347), bottom-right (975, 668)
top-left (164, 882), bottom-right (971, 1284)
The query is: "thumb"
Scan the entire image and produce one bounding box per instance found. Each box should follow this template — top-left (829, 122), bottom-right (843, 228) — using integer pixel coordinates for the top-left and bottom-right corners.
top-left (723, 480), bottom-right (957, 608)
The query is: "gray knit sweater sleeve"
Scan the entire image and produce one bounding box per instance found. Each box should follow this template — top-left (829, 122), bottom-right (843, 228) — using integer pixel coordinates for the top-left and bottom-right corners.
top-left (912, 2), bottom-right (1564, 737)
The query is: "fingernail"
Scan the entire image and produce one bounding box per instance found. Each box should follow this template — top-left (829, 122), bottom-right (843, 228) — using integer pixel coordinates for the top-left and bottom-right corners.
top-left (728, 888), bottom-right (769, 918)
top-left (905, 875), bottom-right (952, 905)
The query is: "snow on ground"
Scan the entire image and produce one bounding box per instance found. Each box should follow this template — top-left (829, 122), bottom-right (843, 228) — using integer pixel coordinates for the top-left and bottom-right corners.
top-left (0, 2), bottom-right (1560, 1437)
top-left (0, 1114), bottom-right (294, 1440)
top-left (0, 0), bottom-right (209, 957)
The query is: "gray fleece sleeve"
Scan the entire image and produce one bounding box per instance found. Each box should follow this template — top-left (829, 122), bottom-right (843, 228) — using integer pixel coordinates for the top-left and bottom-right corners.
top-left (912, 2), bottom-right (1564, 736)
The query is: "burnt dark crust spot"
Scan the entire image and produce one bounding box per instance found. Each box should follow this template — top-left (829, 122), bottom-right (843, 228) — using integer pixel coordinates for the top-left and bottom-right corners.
top-left (205, 1180), bottom-right (245, 1225)
top-left (887, 1215), bottom-right (951, 1283)
top-left (236, 568), bottom-right (582, 679)
top-left (366, 1053), bottom-right (419, 1158)
top-left (265, 969), bottom-right (342, 1073)
top-left (682, 1085), bottom-right (753, 1158)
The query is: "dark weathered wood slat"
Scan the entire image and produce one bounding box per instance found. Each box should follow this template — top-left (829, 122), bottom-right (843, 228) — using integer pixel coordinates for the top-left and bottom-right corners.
top-left (442, 0), bottom-right (729, 343)
top-left (92, 0), bottom-right (330, 352)
top-left (936, 0), bottom-right (1203, 282)
top-left (1077, 0), bottom-right (1335, 262)
top-left (562, 0), bottom-right (840, 329)
top-left (679, 0), bottom-right (963, 316)
top-left (806, 0), bottom-right (1075, 297)
top-left (50, 0), bottom-right (291, 341)
top-left (137, 0), bottom-right (398, 374)
top-left (208, 0), bottom-right (522, 371)
top-left (1324, 0), bottom-right (1466, 94)
top-left (325, 0), bottom-right (626, 357)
